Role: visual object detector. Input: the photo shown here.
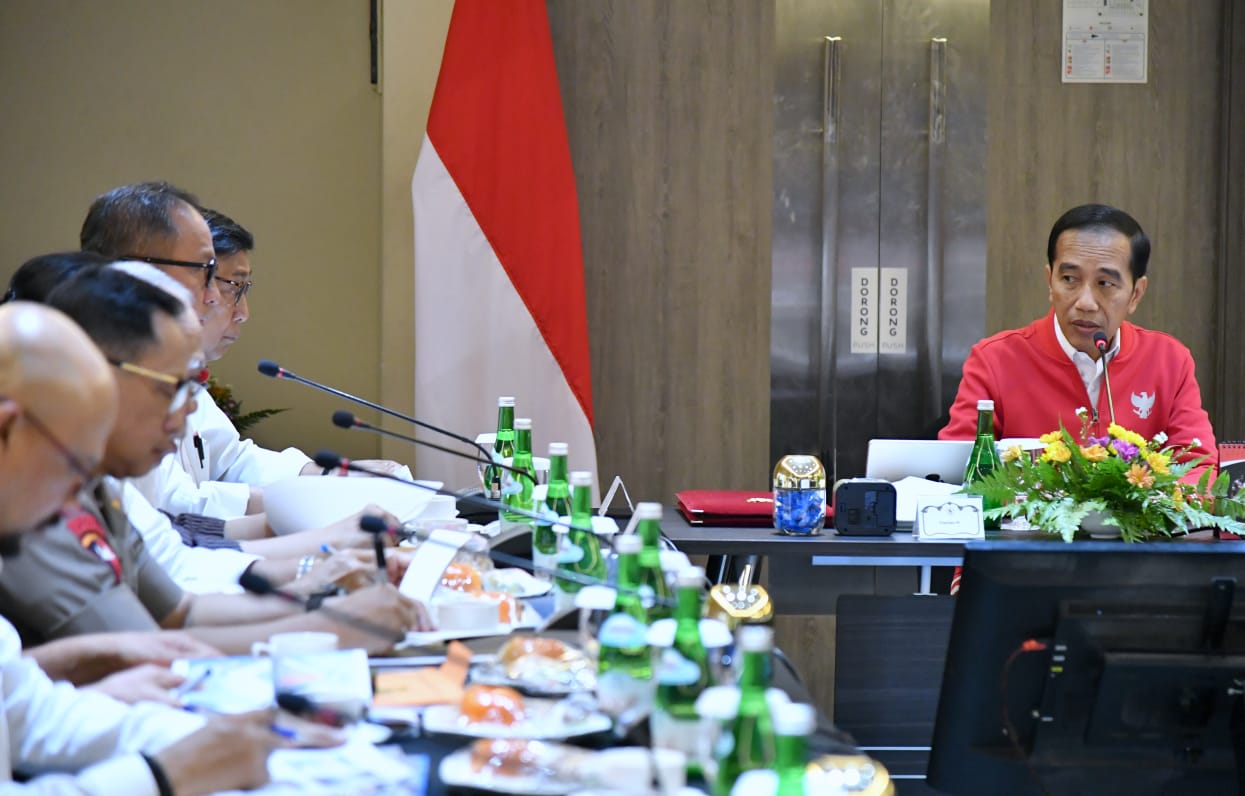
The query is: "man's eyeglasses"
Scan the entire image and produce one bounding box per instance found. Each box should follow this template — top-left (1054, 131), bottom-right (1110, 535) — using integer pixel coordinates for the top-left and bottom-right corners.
top-left (109, 359), bottom-right (206, 413)
top-left (14, 404), bottom-right (97, 483)
top-left (214, 276), bottom-right (253, 306)
top-left (122, 255), bottom-right (218, 288)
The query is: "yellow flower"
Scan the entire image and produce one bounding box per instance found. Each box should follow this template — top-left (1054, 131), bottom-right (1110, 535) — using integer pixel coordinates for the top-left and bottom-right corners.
top-left (1108, 423), bottom-right (1147, 449)
top-left (1001, 445), bottom-right (1023, 463)
top-left (1042, 441), bottom-right (1071, 463)
top-left (1080, 444), bottom-right (1108, 463)
top-left (1039, 431), bottom-right (1063, 445)
top-left (1172, 486), bottom-right (1185, 507)
top-left (1125, 462), bottom-right (1155, 489)
top-left (1145, 451), bottom-right (1170, 475)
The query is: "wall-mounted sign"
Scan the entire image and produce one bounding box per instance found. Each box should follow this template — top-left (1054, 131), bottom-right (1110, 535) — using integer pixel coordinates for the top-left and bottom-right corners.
top-left (1063, 0), bottom-right (1148, 84)
top-left (850, 267), bottom-right (878, 354)
top-left (879, 267), bottom-right (908, 355)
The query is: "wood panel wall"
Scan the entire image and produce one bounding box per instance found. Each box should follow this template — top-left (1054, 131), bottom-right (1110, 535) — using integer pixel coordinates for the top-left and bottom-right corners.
top-left (987, 0), bottom-right (1225, 424)
top-left (548, 0), bottom-right (775, 503)
top-left (1214, 0), bottom-right (1245, 440)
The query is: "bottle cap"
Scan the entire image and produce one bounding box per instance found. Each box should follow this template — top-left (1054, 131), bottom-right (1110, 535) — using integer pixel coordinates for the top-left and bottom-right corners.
top-left (771, 702), bottom-right (817, 736)
top-left (549, 442), bottom-right (568, 456)
top-left (498, 396), bottom-right (515, 407)
top-left (515, 417), bottom-right (532, 430)
top-left (976, 399), bottom-right (994, 411)
top-left (570, 471), bottom-right (593, 487)
top-left (737, 624), bottom-right (774, 653)
top-left (677, 566), bottom-right (705, 588)
top-left (635, 502), bottom-right (663, 520)
top-left (614, 535), bottom-right (642, 554)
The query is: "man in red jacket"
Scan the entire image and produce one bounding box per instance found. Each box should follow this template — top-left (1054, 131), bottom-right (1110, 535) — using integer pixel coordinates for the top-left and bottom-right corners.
top-left (940, 204), bottom-right (1216, 473)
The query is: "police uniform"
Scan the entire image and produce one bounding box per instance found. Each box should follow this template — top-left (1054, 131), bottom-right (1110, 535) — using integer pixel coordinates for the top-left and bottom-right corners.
top-left (0, 482), bottom-right (183, 646)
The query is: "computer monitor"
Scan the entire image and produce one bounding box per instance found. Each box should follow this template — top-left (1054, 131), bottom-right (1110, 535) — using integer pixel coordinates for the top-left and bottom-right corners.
top-left (928, 541), bottom-right (1245, 796)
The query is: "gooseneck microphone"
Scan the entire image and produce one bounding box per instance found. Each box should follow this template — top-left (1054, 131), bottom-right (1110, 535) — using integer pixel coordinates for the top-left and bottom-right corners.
top-left (258, 359), bottom-right (500, 486)
top-left (237, 569), bottom-right (406, 643)
top-left (331, 410), bottom-right (524, 480)
top-left (1092, 331), bottom-right (1116, 425)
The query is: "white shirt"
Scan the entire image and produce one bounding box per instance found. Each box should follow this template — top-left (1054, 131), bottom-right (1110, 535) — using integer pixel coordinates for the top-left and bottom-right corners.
top-left (130, 397), bottom-right (312, 520)
top-left (113, 478), bottom-right (259, 595)
top-left (0, 614), bottom-right (203, 793)
top-left (1052, 315), bottom-right (1120, 410)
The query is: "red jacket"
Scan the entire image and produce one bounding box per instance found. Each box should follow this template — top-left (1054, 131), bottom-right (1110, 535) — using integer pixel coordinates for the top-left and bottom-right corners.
top-left (939, 311), bottom-right (1217, 473)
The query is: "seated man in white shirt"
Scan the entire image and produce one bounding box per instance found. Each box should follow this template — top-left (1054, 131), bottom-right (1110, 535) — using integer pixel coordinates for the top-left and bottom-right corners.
top-left (0, 300), bottom-right (275, 795)
top-left (80, 189), bottom-right (405, 526)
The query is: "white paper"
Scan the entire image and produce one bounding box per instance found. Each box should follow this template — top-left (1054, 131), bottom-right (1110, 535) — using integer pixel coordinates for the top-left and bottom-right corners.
top-left (1063, 0), bottom-right (1147, 83)
top-left (397, 528), bottom-right (471, 604)
top-left (892, 476), bottom-right (962, 526)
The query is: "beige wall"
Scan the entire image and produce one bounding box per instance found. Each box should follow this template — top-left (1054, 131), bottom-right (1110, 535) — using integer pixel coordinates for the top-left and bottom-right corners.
top-left (0, 0), bottom-right (452, 465)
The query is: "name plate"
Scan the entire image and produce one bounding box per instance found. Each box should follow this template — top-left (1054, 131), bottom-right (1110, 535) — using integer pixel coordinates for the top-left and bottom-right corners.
top-left (915, 495), bottom-right (985, 541)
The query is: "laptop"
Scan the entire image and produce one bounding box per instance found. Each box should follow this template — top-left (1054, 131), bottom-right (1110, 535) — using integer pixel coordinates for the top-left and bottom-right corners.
top-left (864, 439), bottom-right (974, 485)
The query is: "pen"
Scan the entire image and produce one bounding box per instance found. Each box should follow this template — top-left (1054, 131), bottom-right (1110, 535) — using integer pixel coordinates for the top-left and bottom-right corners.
top-left (192, 433), bottom-right (205, 468)
top-left (173, 666), bottom-right (213, 700)
top-left (320, 543), bottom-right (339, 556)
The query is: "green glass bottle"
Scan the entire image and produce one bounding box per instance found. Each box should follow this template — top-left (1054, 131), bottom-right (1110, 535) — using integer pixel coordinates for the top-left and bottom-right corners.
top-left (714, 625), bottom-right (777, 795)
top-left (962, 398), bottom-right (1004, 531)
top-left (502, 417), bottom-right (536, 525)
top-left (486, 396), bottom-right (516, 500)
top-left (634, 502), bottom-right (673, 621)
top-left (597, 534), bottom-right (652, 679)
top-left (773, 703), bottom-right (815, 796)
top-left (652, 565), bottom-right (712, 776)
top-left (555, 470), bottom-right (604, 595)
top-left (533, 442), bottom-right (569, 578)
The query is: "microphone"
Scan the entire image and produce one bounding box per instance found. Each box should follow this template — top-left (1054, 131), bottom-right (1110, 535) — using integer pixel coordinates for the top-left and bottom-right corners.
top-left (1092, 331), bottom-right (1116, 425)
top-left (237, 569), bottom-right (407, 643)
top-left (331, 410), bottom-right (525, 480)
top-left (258, 359), bottom-right (501, 489)
top-left (321, 450), bottom-right (677, 607)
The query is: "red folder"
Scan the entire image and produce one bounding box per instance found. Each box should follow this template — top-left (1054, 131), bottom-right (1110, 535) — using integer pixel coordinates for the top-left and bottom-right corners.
top-left (676, 490), bottom-right (776, 526)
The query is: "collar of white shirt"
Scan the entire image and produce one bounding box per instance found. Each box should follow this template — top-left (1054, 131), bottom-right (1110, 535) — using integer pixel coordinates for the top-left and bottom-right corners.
top-left (1052, 315), bottom-right (1120, 409)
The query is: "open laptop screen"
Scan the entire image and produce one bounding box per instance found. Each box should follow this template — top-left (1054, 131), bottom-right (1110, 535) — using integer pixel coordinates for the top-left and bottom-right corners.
top-left (864, 439), bottom-right (974, 484)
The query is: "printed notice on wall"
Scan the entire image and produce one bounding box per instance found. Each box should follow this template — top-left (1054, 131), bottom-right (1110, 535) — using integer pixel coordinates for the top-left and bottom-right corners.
top-left (1062, 0), bottom-right (1147, 84)
top-left (850, 267), bottom-right (878, 355)
top-left (879, 267), bottom-right (908, 354)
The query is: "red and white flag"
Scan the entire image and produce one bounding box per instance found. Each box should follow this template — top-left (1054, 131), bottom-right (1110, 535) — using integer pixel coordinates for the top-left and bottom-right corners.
top-left (412, 0), bottom-right (598, 491)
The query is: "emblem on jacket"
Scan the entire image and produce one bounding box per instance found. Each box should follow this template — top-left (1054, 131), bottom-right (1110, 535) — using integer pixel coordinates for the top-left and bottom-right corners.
top-left (1132, 391), bottom-right (1156, 420)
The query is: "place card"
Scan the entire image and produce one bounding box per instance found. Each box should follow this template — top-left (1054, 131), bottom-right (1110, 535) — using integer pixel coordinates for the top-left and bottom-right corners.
top-left (914, 495), bottom-right (985, 541)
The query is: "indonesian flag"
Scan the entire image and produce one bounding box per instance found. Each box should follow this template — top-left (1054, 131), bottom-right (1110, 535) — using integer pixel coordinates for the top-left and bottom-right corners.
top-left (412, 0), bottom-right (598, 491)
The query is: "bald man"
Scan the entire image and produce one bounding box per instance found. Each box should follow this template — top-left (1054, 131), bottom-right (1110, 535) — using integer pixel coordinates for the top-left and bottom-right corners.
top-left (0, 302), bottom-right (274, 795)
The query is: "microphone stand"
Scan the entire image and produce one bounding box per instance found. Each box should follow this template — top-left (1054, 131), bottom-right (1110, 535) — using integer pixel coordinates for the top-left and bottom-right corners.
top-left (237, 570), bottom-right (407, 644)
top-left (258, 359), bottom-right (503, 492)
top-left (328, 450), bottom-right (677, 610)
top-left (1093, 333), bottom-right (1117, 425)
top-left (331, 410), bottom-right (525, 481)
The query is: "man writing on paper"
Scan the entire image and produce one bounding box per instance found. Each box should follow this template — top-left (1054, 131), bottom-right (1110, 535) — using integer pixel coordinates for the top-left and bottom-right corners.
top-left (940, 204), bottom-right (1215, 474)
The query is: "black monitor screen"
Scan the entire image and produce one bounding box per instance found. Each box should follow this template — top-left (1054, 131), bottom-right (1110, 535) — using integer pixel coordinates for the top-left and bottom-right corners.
top-left (928, 540), bottom-right (1245, 796)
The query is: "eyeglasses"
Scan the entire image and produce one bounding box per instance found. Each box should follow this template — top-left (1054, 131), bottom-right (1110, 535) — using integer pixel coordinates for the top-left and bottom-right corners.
top-left (122, 255), bottom-right (218, 288)
top-left (14, 404), bottom-right (97, 483)
top-left (213, 275), bottom-right (253, 306)
top-left (109, 359), bottom-right (206, 413)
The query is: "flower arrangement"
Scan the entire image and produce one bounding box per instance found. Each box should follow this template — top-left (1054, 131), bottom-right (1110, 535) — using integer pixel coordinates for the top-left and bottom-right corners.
top-left (205, 376), bottom-right (288, 435)
top-left (967, 409), bottom-right (1245, 542)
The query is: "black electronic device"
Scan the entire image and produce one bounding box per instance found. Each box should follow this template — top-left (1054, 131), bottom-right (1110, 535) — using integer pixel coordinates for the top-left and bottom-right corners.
top-left (928, 541), bottom-right (1245, 796)
top-left (832, 478), bottom-right (896, 536)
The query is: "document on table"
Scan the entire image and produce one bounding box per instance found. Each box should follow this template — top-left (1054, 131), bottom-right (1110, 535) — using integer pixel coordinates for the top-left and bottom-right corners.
top-left (211, 741), bottom-right (427, 795)
top-left (892, 476), bottom-right (963, 528)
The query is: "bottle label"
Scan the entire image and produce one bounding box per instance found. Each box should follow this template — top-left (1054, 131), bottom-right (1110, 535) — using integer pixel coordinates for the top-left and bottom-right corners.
top-left (655, 648), bottom-right (702, 686)
top-left (651, 710), bottom-right (707, 764)
top-left (638, 584), bottom-right (657, 611)
top-left (599, 614), bottom-right (648, 649)
top-left (557, 541), bottom-right (585, 565)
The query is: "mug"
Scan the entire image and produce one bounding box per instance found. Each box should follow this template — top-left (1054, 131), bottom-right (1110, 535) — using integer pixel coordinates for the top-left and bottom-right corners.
top-left (251, 631), bottom-right (338, 658)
